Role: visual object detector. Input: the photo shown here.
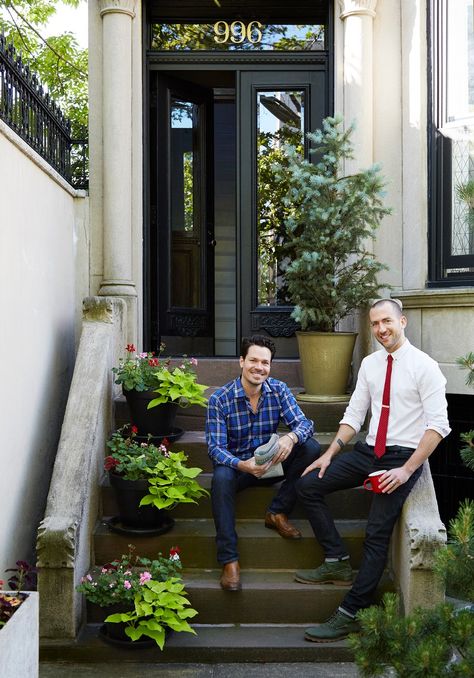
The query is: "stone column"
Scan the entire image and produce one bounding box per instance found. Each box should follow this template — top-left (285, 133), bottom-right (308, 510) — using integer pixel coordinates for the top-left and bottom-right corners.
top-left (98, 0), bottom-right (137, 307)
top-left (338, 1), bottom-right (379, 364)
top-left (339, 0), bottom-right (378, 169)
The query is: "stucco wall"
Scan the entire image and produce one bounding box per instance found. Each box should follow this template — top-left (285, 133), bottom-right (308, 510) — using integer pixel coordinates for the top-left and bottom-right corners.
top-left (0, 121), bottom-right (89, 578)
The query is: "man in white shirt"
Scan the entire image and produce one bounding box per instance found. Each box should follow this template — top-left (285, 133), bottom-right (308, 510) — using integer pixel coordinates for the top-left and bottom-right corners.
top-left (295, 299), bottom-right (451, 642)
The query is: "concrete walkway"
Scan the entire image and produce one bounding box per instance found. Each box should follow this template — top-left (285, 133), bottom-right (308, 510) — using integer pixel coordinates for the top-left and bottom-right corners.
top-left (40, 662), bottom-right (360, 677)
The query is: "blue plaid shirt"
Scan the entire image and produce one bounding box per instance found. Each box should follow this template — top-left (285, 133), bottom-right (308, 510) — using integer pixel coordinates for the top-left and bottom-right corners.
top-left (205, 377), bottom-right (314, 468)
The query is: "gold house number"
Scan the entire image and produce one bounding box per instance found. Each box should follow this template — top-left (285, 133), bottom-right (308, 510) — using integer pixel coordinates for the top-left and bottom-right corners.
top-left (213, 21), bottom-right (263, 45)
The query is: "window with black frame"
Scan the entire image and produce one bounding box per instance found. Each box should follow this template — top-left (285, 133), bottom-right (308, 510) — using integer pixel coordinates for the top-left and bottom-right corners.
top-left (430, 0), bottom-right (474, 284)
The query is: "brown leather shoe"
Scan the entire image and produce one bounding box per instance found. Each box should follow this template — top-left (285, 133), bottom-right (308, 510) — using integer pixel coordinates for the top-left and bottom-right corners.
top-left (220, 561), bottom-right (241, 591)
top-left (264, 512), bottom-right (302, 539)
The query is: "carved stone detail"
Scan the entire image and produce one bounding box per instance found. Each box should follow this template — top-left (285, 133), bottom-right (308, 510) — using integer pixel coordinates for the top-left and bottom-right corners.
top-left (251, 311), bottom-right (299, 338)
top-left (408, 523), bottom-right (447, 570)
top-left (99, 0), bottom-right (136, 18)
top-left (37, 517), bottom-right (78, 568)
top-left (83, 296), bottom-right (114, 323)
top-left (339, 0), bottom-right (378, 20)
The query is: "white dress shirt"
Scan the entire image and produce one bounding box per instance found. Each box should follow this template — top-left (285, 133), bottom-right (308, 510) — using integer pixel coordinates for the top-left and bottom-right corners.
top-left (341, 339), bottom-right (451, 449)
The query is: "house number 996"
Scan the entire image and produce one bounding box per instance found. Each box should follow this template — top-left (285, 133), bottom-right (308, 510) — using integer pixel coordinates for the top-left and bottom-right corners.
top-left (213, 21), bottom-right (263, 45)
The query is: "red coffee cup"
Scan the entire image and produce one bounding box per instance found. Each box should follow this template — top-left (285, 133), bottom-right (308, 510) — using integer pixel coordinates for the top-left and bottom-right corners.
top-left (363, 470), bottom-right (387, 493)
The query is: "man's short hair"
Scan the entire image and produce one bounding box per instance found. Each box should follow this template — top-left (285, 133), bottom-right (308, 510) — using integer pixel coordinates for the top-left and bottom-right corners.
top-left (240, 335), bottom-right (276, 361)
top-left (370, 298), bottom-right (403, 317)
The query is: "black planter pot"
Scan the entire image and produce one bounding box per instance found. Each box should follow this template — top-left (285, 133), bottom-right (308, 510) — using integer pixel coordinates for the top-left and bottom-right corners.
top-left (108, 473), bottom-right (174, 534)
top-left (123, 389), bottom-right (182, 439)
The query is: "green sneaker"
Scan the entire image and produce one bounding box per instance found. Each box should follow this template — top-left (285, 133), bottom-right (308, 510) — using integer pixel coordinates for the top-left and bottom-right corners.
top-left (294, 559), bottom-right (353, 586)
top-left (304, 609), bottom-right (360, 643)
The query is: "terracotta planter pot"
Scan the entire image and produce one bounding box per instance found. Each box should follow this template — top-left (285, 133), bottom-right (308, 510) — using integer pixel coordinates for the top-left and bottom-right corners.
top-left (123, 389), bottom-right (180, 438)
top-left (296, 331), bottom-right (357, 401)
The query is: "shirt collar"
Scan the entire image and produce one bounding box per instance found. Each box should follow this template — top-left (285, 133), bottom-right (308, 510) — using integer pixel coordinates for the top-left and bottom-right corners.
top-left (234, 377), bottom-right (272, 398)
top-left (384, 338), bottom-right (411, 361)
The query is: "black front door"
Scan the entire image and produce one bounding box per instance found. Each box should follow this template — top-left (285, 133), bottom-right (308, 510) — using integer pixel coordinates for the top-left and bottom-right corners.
top-left (149, 74), bottom-right (215, 355)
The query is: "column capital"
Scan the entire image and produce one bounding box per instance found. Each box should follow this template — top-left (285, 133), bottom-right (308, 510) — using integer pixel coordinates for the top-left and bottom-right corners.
top-left (339, 0), bottom-right (378, 20)
top-left (99, 0), bottom-right (136, 19)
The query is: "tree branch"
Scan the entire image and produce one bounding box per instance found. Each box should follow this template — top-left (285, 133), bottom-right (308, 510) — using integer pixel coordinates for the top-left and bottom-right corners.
top-left (7, 2), bottom-right (87, 78)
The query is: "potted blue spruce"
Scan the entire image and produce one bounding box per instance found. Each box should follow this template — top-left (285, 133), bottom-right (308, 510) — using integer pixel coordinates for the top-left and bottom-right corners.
top-left (273, 115), bottom-right (391, 400)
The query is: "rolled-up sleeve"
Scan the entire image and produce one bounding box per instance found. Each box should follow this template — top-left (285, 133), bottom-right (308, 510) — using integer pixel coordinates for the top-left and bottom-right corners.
top-left (205, 394), bottom-right (241, 468)
top-left (279, 383), bottom-right (314, 443)
top-left (419, 367), bottom-right (451, 439)
top-left (339, 360), bottom-right (371, 434)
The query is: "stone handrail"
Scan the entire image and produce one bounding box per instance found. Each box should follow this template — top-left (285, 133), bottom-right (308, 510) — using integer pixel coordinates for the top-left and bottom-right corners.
top-left (36, 297), bottom-right (126, 638)
top-left (391, 462), bottom-right (447, 613)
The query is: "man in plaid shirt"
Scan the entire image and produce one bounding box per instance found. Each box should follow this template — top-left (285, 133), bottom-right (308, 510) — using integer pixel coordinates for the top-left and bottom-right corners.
top-left (206, 335), bottom-right (320, 591)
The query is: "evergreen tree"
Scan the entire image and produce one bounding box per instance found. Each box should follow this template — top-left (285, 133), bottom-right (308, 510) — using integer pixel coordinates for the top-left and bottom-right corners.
top-left (274, 114), bottom-right (391, 332)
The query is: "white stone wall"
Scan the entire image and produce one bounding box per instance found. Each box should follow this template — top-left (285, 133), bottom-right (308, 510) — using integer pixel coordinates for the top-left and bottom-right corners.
top-left (0, 121), bottom-right (89, 577)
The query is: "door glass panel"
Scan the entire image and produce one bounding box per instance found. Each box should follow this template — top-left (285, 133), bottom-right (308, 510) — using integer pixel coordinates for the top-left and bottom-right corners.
top-left (256, 89), bottom-right (305, 306)
top-left (170, 98), bottom-right (202, 308)
top-left (151, 24), bottom-right (325, 51)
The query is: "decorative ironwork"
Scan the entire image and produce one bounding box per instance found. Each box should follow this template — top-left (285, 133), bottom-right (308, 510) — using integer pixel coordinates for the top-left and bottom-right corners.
top-left (170, 312), bottom-right (209, 337)
top-left (0, 34), bottom-right (88, 189)
top-left (250, 309), bottom-right (299, 337)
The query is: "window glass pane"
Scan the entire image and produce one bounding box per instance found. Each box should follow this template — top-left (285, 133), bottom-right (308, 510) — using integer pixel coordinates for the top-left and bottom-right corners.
top-left (151, 23), bottom-right (324, 51)
top-left (447, 0), bottom-right (474, 121)
top-left (170, 98), bottom-right (202, 307)
top-left (452, 139), bottom-right (474, 256)
top-left (256, 90), bottom-right (305, 306)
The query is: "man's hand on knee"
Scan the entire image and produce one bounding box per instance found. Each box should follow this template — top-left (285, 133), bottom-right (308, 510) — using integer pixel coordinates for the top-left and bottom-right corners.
top-left (301, 451), bottom-right (333, 478)
top-left (238, 457), bottom-right (273, 478)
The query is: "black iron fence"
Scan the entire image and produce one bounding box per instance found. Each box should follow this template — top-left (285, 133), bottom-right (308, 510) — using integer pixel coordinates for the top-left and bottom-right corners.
top-left (0, 34), bottom-right (88, 189)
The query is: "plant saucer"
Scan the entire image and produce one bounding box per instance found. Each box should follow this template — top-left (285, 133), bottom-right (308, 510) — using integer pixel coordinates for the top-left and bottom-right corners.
top-left (104, 515), bottom-right (175, 537)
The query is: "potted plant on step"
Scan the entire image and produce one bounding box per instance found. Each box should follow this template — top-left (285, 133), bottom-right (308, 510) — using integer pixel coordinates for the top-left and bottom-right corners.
top-left (273, 115), bottom-right (391, 401)
top-left (113, 343), bottom-right (208, 438)
top-left (105, 424), bottom-right (208, 535)
top-left (76, 544), bottom-right (198, 649)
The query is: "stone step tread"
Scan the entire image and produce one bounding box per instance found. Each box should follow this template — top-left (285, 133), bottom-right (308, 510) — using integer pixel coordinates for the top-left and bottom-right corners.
top-left (96, 517), bottom-right (366, 539)
top-left (182, 568), bottom-right (361, 588)
top-left (40, 624), bottom-right (354, 663)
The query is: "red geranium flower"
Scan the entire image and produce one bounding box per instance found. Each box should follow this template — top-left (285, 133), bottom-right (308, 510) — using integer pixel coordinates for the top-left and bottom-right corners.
top-left (169, 546), bottom-right (181, 557)
top-left (161, 438), bottom-right (170, 448)
top-left (126, 343), bottom-right (136, 353)
top-left (131, 425), bottom-right (138, 434)
top-left (104, 456), bottom-right (119, 471)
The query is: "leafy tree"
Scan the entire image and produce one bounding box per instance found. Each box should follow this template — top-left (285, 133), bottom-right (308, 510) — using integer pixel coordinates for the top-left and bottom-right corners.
top-left (0, 0), bottom-right (87, 135)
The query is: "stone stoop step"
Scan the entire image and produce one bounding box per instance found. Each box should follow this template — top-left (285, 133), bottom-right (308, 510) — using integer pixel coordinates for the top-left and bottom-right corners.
top-left (40, 624), bottom-right (355, 664)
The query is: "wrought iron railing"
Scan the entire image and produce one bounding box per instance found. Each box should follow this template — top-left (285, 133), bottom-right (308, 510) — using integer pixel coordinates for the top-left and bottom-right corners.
top-left (0, 34), bottom-right (88, 189)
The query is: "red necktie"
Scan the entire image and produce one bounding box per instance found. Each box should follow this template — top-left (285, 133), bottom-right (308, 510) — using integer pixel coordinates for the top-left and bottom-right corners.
top-left (374, 354), bottom-right (393, 458)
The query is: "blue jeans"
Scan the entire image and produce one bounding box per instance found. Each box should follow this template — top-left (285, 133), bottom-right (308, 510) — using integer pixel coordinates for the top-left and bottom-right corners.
top-left (295, 440), bottom-right (422, 614)
top-left (211, 438), bottom-right (320, 565)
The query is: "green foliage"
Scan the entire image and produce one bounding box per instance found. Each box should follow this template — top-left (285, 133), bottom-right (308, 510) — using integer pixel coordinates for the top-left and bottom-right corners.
top-left (0, 0), bottom-right (88, 135)
top-left (434, 500), bottom-right (474, 602)
top-left (105, 577), bottom-right (198, 650)
top-left (456, 352), bottom-right (474, 388)
top-left (257, 125), bottom-right (304, 305)
top-left (148, 367), bottom-right (208, 409)
top-left (104, 424), bottom-right (168, 481)
top-left (349, 592), bottom-right (474, 677)
top-left (105, 425), bottom-right (209, 508)
top-left (75, 545), bottom-right (182, 608)
top-left (140, 450), bottom-right (208, 510)
top-left (273, 115), bottom-right (391, 331)
top-left (113, 343), bottom-right (208, 408)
